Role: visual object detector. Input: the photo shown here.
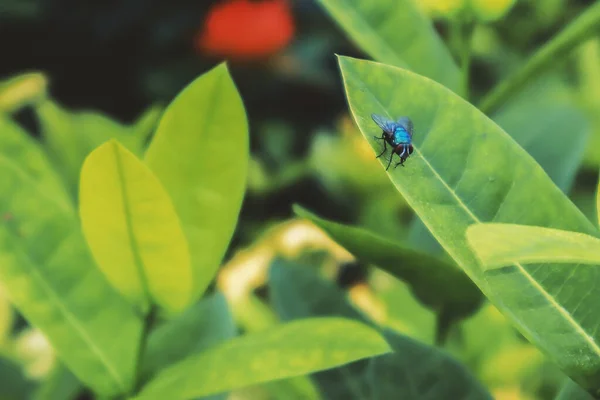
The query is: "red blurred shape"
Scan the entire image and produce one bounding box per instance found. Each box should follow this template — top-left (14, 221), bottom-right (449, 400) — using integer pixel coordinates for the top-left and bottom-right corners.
top-left (196, 0), bottom-right (295, 60)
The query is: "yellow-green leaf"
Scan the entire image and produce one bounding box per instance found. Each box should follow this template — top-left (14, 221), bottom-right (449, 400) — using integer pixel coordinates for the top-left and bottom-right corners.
top-left (80, 140), bottom-right (192, 314)
top-left (134, 318), bottom-right (390, 400)
top-left (467, 224), bottom-right (600, 269)
top-left (0, 72), bottom-right (47, 113)
top-left (145, 63), bottom-right (249, 300)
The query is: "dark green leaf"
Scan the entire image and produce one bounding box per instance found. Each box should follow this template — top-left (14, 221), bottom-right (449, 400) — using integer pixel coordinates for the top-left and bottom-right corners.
top-left (141, 291), bottom-right (236, 381)
top-left (293, 205), bottom-right (481, 319)
top-left (556, 379), bottom-right (596, 400)
top-left (0, 357), bottom-right (35, 400)
top-left (34, 363), bottom-right (81, 400)
top-left (269, 260), bottom-right (491, 400)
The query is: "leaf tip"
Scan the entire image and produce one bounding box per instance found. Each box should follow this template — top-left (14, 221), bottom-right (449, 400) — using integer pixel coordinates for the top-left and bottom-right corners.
top-left (291, 203), bottom-right (307, 217)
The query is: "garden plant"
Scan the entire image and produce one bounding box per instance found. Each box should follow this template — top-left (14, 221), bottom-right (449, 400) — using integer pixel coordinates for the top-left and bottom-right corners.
top-left (2, 0), bottom-right (600, 399)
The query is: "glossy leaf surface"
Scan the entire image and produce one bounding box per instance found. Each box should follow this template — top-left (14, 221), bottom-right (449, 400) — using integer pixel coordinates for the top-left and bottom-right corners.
top-left (408, 81), bottom-right (589, 255)
top-left (145, 63), bottom-right (248, 300)
top-left (134, 318), bottom-right (389, 399)
top-left (80, 140), bottom-right (192, 313)
top-left (339, 55), bottom-right (600, 391)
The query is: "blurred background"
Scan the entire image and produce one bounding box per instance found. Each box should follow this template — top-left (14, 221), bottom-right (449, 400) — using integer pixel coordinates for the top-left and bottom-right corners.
top-left (2, 0), bottom-right (599, 236)
top-left (2, 0), bottom-right (600, 399)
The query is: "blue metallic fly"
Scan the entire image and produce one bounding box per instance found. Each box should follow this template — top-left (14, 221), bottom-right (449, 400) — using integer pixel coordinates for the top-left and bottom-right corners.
top-left (371, 114), bottom-right (414, 170)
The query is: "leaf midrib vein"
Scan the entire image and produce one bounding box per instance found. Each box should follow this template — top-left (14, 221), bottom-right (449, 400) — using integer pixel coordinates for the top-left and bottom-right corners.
top-left (360, 85), bottom-right (600, 358)
top-left (415, 143), bottom-right (600, 357)
top-left (1, 158), bottom-right (128, 391)
top-left (114, 144), bottom-right (152, 303)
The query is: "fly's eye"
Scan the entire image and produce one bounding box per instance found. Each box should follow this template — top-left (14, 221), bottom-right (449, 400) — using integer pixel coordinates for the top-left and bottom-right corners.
top-left (408, 144), bottom-right (414, 154)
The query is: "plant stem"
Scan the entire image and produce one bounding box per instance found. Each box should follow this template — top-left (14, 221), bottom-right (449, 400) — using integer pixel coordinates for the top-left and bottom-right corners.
top-left (479, 2), bottom-right (600, 115)
top-left (460, 22), bottom-right (475, 100)
top-left (449, 17), bottom-right (475, 100)
top-left (435, 308), bottom-right (453, 346)
top-left (131, 306), bottom-right (158, 395)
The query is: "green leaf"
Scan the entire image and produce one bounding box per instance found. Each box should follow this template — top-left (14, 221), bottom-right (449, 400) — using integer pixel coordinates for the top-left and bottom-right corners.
top-left (0, 159), bottom-right (142, 396)
top-left (0, 116), bottom-right (70, 207)
top-left (408, 81), bottom-right (589, 256)
top-left (34, 363), bottom-right (81, 400)
top-left (556, 379), bottom-right (595, 400)
top-left (493, 86), bottom-right (589, 194)
top-left (339, 55), bottom-right (600, 391)
top-left (0, 357), bottom-right (35, 400)
top-left (35, 100), bottom-right (156, 195)
top-left (0, 72), bottom-right (47, 113)
top-left (466, 224), bottom-right (600, 268)
top-left (145, 63), bottom-right (249, 300)
top-left (597, 174), bottom-right (600, 228)
top-left (0, 287), bottom-right (12, 348)
top-left (293, 205), bottom-right (481, 319)
top-left (131, 104), bottom-right (163, 148)
top-left (141, 291), bottom-right (236, 381)
top-left (448, 302), bottom-right (545, 388)
top-left (226, 291), bottom-right (322, 400)
top-left (261, 378), bottom-right (321, 400)
top-left (316, 0), bottom-right (460, 91)
top-left (269, 261), bottom-right (491, 400)
top-left (134, 318), bottom-right (390, 400)
top-left (79, 140), bottom-right (193, 314)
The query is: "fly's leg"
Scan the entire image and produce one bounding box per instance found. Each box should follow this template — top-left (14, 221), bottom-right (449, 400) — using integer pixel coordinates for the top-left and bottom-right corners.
top-left (374, 134), bottom-right (387, 158)
top-left (385, 153), bottom-right (394, 170)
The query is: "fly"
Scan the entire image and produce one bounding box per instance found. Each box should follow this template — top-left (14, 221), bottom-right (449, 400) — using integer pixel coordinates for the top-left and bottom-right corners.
top-left (371, 114), bottom-right (414, 170)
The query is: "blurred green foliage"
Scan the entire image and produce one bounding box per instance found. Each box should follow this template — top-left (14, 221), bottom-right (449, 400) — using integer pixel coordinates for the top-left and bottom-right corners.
top-left (2, 0), bottom-right (600, 399)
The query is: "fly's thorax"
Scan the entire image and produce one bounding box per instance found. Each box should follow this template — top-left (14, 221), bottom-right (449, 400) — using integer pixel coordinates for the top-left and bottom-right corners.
top-left (392, 127), bottom-right (411, 146)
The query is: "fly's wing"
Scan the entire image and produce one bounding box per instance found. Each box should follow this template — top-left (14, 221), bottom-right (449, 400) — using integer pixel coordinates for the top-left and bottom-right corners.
top-left (397, 117), bottom-right (414, 138)
top-left (371, 114), bottom-right (396, 134)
